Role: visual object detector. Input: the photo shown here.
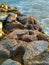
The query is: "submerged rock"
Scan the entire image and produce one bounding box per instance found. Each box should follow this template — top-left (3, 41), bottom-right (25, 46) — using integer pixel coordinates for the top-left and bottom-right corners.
top-left (1, 59), bottom-right (21, 65)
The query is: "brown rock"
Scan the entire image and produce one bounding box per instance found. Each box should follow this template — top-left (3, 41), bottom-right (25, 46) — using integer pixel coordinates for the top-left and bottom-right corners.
top-left (0, 44), bottom-right (10, 64)
top-left (23, 41), bottom-right (49, 65)
top-left (2, 39), bottom-right (18, 57)
top-left (17, 16), bottom-right (37, 25)
top-left (6, 13), bottom-right (17, 22)
top-left (22, 34), bottom-right (38, 42)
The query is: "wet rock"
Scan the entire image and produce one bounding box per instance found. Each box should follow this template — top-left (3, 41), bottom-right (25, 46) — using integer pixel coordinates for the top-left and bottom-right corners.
top-left (1, 59), bottom-right (21, 65)
top-left (2, 39), bottom-right (18, 57)
top-left (23, 41), bottom-right (48, 65)
top-left (0, 44), bottom-right (10, 64)
top-left (22, 34), bottom-right (38, 42)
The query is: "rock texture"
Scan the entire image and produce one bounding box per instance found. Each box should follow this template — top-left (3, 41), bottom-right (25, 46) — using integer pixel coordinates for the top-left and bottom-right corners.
top-left (0, 3), bottom-right (49, 65)
top-left (1, 59), bottom-right (21, 65)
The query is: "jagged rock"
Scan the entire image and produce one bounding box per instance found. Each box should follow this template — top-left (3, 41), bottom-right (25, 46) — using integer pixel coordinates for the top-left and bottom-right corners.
top-left (23, 41), bottom-right (49, 65)
top-left (1, 59), bottom-right (21, 65)
top-left (3, 21), bottom-right (25, 34)
top-left (2, 39), bottom-right (18, 57)
top-left (0, 44), bottom-right (10, 64)
top-left (4, 29), bottom-right (29, 39)
top-left (17, 16), bottom-right (37, 25)
top-left (4, 32), bottom-right (18, 40)
top-left (0, 13), bottom-right (8, 21)
top-left (22, 34), bottom-right (38, 42)
top-left (31, 51), bottom-right (49, 65)
top-left (29, 30), bottom-right (49, 41)
top-left (0, 22), bottom-right (4, 37)
top-left (6, 13), bottom-right (17, 22)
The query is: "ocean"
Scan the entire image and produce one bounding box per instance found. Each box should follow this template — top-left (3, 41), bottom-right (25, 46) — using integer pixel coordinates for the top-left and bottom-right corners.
top-left (0, 0), bottom-right (49, 35)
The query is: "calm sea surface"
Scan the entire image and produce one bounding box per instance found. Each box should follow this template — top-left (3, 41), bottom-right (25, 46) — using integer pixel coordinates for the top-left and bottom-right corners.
top-left (0, 0), bottom-right (49, 35)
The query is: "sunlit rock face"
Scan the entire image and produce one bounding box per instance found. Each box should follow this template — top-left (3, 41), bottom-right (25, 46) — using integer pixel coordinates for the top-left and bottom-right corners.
top-left (0, 22), bottom-right (3, 37)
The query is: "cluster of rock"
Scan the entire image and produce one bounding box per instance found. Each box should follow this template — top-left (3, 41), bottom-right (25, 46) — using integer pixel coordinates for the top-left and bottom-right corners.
top-left (0, 3), bottom-right (49, 65)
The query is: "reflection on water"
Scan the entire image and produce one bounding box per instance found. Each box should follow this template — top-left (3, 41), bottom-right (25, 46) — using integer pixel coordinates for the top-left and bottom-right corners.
top-left (0, 0), bottom-right (49, 35)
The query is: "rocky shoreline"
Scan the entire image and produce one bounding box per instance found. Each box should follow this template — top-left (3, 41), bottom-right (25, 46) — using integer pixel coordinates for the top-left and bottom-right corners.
top-left (0, 3), bottom-right (49, 65)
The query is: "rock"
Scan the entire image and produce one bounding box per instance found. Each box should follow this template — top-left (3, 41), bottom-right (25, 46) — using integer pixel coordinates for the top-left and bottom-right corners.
top-left (0, 13), bottom-right (8, 21)
top-left (1, 59), bottom-right (21, 65)
top-left (6, 13), bottom-right (17, 22)
top-left (0, 44), bottom-right (10, 64)
top-left (4, 32), bottom-right (18, 40)
top-left (29, 30), bottom-right (49, 41)
top-left (17, 16), bottom-right (37, 25)
top-left (0, 22), bottom-right (4, 37)
top-left (3, 21), bottom-right (25, 34)
top-left (22, 34), bottom-right (38, 42)
top-left (11, 29), bottom-right (29, 36)
top-left (0, 3), bottom-right (23, 16)
top-left (2, 39), bottom-right (18, 57)
top-left (23, 41), bottom-right (48, 65)
top-left (3, 22), bottom-right (18, 34)
top-left (31, 51), bottom-right (49, 65)
top-left (4, 29), bottom-right (29, 39)
top-left (24, 24), bottom-right (38, 30)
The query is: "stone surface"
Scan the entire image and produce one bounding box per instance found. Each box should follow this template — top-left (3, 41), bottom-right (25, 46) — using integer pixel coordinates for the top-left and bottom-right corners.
top-left (0, 3), bottom-right (49, 65)
top-left (1, 59), bottom-right (21, 65)
top-left (2, 39), bottom-right (18, 57)
top-left (0, 44), bottom-right (10, 64)
top-left (22, 34), bottom-right (38, 42)
top-left (0, 3), bottom-right (23, 16)
top-left (29, 30), bottom-right (49, 41)
top-left (6, 13), bottom-right (17, 22)
top-left (17, 16), bottom-right (37, 25)
top-left (23, 41), bottom-right (49, 65)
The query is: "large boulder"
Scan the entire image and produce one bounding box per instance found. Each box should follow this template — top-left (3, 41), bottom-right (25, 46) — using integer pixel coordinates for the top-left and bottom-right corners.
top-left (0, 44), bottom-right (10, 64)
top-left (1, 59), bottom-right (21, 65)
top-left (2, 39), bottom-right (18, 57)
top-left (23, 41), bottom-right (49, 65)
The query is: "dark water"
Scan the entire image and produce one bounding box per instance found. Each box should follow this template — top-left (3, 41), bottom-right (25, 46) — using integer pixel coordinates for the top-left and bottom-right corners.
top-left (0, 0), bottom-right (49, 35)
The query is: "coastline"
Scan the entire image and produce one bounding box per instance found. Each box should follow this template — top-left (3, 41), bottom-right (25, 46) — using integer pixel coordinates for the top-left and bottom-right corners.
top-left (0, 3), bottom-right (49, 65)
